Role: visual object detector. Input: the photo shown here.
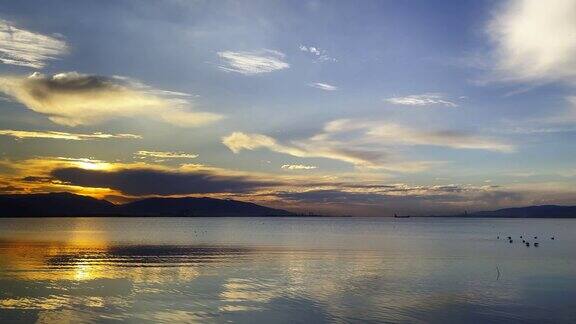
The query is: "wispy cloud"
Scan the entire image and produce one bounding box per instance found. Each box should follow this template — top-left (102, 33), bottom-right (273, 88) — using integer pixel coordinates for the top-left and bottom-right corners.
top-left (309, 82), bottom-right (338, 91)
top-left (0, 129), bottom-right (141, 141)
top-left (272, 184), bottom-right (524, 216)
top-left (217, 50), bottom-right (289, 75)
top-left (359, 122), bottom-right (514, 152)
top-left (223, 119), bottom-right (513, 172)
top-left (384, 94), bottom-right (458, 107)
top-left (135, 150), bottom-right (199, 159)
top-left (0, 19), bottom-right (68, 69)
top-left (281, 164), bottom-right (317, 170)
top-left (222, 130), bottom-right (431, 173)
top-left (0, 72), bottom-right (223, 127)
top-left (488, 0), bottom-right (576, 83)
top-left (222, 131), bottom-right (389, 169)
top-left (299, 45), bottom-right (337, 62)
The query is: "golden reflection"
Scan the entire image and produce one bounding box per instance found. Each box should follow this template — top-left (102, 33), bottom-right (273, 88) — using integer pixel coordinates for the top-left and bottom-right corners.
top-left (0, 296), bottom-right (68, 310)
top-left (0, 214), bottom-right (261, 285)
top-left (0, 240), bottom-right (202, 282)
top-left (73, 263), bottom-right (92, 281)
top-left (0, 237), bottom-right (533, 323)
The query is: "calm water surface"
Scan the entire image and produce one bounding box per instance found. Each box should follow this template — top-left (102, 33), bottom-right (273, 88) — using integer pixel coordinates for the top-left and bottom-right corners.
top-left (0, 217), bottom-right (575, 323)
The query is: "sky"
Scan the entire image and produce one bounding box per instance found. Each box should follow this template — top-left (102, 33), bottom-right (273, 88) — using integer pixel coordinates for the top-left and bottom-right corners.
top-left (0, 0), bottom-right (576, 216)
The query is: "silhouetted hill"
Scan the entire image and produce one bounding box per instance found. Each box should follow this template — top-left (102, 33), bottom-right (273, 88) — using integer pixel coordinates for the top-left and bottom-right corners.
top-left (458, 205), bottom-right (576, 218)
top-left (0, 193), bottom-right (293, 217)
top-left (118, 197), bottom-right (293, 216)
top-left (0, 192), bottom-right (115, 216)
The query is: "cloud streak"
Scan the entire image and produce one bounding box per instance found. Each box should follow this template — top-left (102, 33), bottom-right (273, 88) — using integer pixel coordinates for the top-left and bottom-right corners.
top-left (0, 129), bottom-right (141, 141)
top-left (299, 45), bottom-right (337, 62)
top-left (217, 50), bottom-right (289, 75)
top-left (309, 82), bottom-right (338, 91)
top-left (222, 131), bottom-right (400, 171)
top-left (362, 122), bottom-right (514, 152)
top-left (0, 72), bottom-right (223, 127)
top-left (223, 119), bottom-right (513, 171)
top-left (0, 19), bottom-right (68, 69)
top-left (385, 94), bottom-right (458, 107)
top-left (281, 164), bottom-right (317, 170)
top-left (135, 150), bottom-right (199, 159)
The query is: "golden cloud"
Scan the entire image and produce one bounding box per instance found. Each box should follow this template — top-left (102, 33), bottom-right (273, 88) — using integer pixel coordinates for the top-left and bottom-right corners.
top-left (0, 72), bottom-right (223, 127)
top-left (223, 119), bottom-right (513, 173)
top-left (0, 129), bottom-right (141, 140)
top-left (135, 150), bottom-right (199, 159)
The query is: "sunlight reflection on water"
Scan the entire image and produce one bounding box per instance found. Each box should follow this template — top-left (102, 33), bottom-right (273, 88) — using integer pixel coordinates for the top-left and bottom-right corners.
top-left (0, 217), bottom-right (575, 323)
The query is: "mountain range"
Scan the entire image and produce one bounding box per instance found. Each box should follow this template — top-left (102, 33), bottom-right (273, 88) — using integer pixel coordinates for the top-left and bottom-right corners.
top-left (456, 205), bottom-right (576, 218)
top-left (0, 193), bottom-right (575, 217)
top-left (0, 192), bottom-right (294, 217)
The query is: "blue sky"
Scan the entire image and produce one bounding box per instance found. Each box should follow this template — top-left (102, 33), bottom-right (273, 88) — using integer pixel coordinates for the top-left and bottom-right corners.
top-left (1, 0), bottom-right (575, 215)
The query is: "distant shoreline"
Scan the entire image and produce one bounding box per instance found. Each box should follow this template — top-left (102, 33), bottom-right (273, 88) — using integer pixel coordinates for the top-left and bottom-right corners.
top-left (2, 215), bottom-right (576, 219)
top-left (1, 193), bottom-right (575, 218)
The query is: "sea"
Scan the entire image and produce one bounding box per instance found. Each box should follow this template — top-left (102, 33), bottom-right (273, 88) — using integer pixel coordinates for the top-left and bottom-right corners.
top-left (0, 217), bottom-right (575, 323)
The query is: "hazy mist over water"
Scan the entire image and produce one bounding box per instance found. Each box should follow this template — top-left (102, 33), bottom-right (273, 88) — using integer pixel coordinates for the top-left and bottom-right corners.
top-left (1, 217), bottom-right (575, 323)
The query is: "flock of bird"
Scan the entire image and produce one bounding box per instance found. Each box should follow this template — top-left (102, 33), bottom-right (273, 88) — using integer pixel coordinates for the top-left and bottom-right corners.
top-left (497, 234), bottom-right (555, 247)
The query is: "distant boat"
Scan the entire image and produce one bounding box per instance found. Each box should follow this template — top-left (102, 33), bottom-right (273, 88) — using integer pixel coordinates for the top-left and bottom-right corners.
top-left (394, 213), bottom-right (410, 218)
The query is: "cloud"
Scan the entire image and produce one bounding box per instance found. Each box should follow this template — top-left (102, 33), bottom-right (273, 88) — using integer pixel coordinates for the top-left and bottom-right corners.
top-left (223, 119), bottom-right (513, 171)
top-left (0, 19), bottom-right (68, 69)
top-left (488, 0), bottom-right (576, 83)
top-left (299, 45), bottom-right (337, 62)
top-left (4, 156), bottom-right (576, 216)
top-left (0, 72), bottom-right (223, 127)
top-left (362, 122), bottom-right (515, 152)
top-left (223, 132), bottom-right (284, 154)
top-left (281, 164), bottom-right (317, 170)
top-left (0, 129), bottom-right (141, 141)
top-left (0, 185), bottom-right (22, 193)
top-left (217, 50), bottom-right (289, 75)
top-left (135, 150), bottom-right (199, 159)
top-left (309, 82), bottom-right (338, 91)
top-left (50, 167), bottom-right (279, 196)
top-left (484, 1), bottom-right (576, 131)
top-left (272, 185), bottom-right (525, 216)
top-left (222, 131), bottom-right (409, 171)
top-left (384, 94), bottom-right (458, 107)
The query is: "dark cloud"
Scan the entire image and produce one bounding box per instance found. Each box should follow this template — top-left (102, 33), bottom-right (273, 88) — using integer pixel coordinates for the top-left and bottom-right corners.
top-left (50, 167), bottom-right (280, 196)
top-left (275, 189), bottom-right (451, 204)
top-left (28, 73), bottom-right (116, 95)
top-left (0, 185), bottom-right (23, 193)
top-left (276, 188), bottom-right (523, 204)
top-left (276, 190), bottom-right (389, 204)
top-left (22, 176), bottom-right (58, 183)
top-left (272, 187), bottom-right (525, 216)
